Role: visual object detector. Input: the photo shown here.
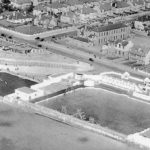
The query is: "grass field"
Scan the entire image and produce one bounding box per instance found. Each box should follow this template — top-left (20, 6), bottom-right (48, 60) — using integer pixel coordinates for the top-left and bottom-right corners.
top-left (41, 88), bottom-right (150, 135)
top-left (0, 102), bottom-right (138, 150)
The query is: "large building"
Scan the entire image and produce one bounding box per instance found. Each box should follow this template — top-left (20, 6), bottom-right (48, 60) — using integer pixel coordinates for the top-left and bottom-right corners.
top-left (79, 23), bottom-right (131, 46)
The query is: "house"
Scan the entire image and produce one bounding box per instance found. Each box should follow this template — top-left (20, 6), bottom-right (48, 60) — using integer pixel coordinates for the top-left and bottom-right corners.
top-left (114, 40), bottom-right (134, 58)
top-left (10, 0), bottom-right (32, 9)
top-left (79, 6), bottom-right (97, 22)
top-left (129, 46), bottom-right (150, 65)
top-left (145, 0), bottom-right (150, 9)
top-left (33, 4), bottom-right (47, 16)
top-left (113, 1), bottom-right (130, 13)
top-left (49, 16), bottom-right (57, 28)
top-left (102, 40), bottom-right (133, 57)
top-left (31, 0), bottom-right (51, 6)
top-left (15, 86), bottom-right (44, 101)
top-left (134, 21), bottom-right (145, 30)
top-left (79, 23), bottom-right (131, 46)
top-left (60, 11), bottom-right (76, 24)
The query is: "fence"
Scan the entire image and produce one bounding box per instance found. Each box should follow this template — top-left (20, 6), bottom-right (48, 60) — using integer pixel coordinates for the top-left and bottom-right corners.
top-left (0, 59), bottom-right (77, 70)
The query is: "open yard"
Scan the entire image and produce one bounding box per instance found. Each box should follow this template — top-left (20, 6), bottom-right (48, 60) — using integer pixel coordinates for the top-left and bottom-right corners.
top-left (0, 102), bottom-right (137, 150)
top-left (41, 88), bottom-right (150, 135)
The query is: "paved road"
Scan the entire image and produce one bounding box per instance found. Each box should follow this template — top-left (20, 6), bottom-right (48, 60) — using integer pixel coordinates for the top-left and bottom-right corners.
top-left (39, 41), bottom-right (149, 78)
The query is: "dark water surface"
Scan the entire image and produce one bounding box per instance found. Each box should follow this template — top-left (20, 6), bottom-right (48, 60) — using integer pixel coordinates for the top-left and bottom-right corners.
top-left (0, 72), bottom-right (36, 96)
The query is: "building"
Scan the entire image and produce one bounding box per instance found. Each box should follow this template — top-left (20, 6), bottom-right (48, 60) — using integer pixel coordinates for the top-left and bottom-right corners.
top-left (129, 46), bottom-right (150, 65)
top-left (10, 0), bottom-right (32, 9)
top-left (32, 0), bottom-right (51, 6)
top-left (7, 12), bottom-right (33, 24)
top-left (127, 128), bottom-right (150, 149)
top-left (102, 40), bottom-right (133, 58)
top-left (79, 23), bottom-right (131, 46)
top-left (15, 87), bottom-right (44, 101)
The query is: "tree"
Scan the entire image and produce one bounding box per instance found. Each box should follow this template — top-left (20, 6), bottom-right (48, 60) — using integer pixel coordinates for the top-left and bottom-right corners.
top-left (73, 108), bottom-right (86, 120)
top-left (26, 2), bottom-right (34, 13)
top-left (61, 105), bottom-right (67, 114)
top-left (2, 0), bottom-right (10, 4)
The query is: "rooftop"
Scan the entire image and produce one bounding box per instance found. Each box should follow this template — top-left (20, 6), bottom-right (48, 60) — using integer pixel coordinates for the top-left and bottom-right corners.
top-left (130, 45), bottom-right (150, 57)
top-left (115, 1), bottom-right (130, 8)
top-left (11, 0), bottom-right (31, 5)
top-left (87, 23), bottom-right (128, 32)
top-left (39, 81), bottom-right (69, 94)
top-left (99, 2), bottom-right (112, 11)
top-left (16, 87), bottom-right (36, 94)
top-left (74, 37), bottom-right (89, 43)
top-left (141, 128), bottom-right (150, 138)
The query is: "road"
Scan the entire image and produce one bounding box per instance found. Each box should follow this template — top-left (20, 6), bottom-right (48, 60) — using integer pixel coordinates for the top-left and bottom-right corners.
top-left (38, 41), bottom-right (149, 78)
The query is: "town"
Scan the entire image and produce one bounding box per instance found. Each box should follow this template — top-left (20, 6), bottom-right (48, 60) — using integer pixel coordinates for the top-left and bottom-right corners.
top-left (0, 0), bottom-right (150, 150)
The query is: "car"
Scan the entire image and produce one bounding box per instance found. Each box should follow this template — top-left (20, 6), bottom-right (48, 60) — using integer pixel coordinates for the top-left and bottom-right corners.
top-left (1, 33), bottom-right (5, 37)
top-left (89, 58), bottom-right (94, 62)
top-left (8, 36), bottom-right (12, 39)
top-left (35, 37), bottom-right (40, 40)
top-left (40, 38), bottom-right (44, 41)
top-left (37, 44), bottom-right (42, 47)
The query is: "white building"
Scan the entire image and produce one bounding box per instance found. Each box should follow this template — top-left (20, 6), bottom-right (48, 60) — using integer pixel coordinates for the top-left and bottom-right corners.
top-left (15, 86), bottom-right (44, 101)
top-left (127, 128), bottom-right (150, 149)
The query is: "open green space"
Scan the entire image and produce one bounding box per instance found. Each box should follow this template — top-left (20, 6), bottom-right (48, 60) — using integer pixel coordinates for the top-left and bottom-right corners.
top-left (0, 102), bottom-right (138, 150)
top-left (41, 88), bottom-right (150, 135)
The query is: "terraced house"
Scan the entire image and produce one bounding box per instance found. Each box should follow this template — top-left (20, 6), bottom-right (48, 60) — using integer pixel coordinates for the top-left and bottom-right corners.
top-left (129, 46), bottom-right (150, 65)
top-left (79, 23), bottom-right (131, 46)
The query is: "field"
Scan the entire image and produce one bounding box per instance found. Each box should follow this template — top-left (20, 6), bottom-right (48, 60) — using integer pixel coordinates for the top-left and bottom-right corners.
top-left (40, 88), bottom-right (150, 135)
top-left (0, 102), bottom-right (138, 150)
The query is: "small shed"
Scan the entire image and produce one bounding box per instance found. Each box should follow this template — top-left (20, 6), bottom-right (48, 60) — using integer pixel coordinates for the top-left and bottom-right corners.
top-left (15, 86), bottom-right (43, 101)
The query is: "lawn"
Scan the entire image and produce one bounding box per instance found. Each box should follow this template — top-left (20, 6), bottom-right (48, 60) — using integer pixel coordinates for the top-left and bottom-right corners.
top-left (41, 88), bottom-right (150, 135)
top-left (0, 102), bottom-right (137, 150)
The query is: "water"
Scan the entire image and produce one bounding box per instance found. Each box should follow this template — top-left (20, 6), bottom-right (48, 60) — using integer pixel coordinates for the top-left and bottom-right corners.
top-left (0, 72), bottom-right (36, 96)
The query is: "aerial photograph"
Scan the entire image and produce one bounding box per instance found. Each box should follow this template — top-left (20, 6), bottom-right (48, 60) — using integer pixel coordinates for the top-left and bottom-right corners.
top-left (1, 0), bottom-right (150, 149)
